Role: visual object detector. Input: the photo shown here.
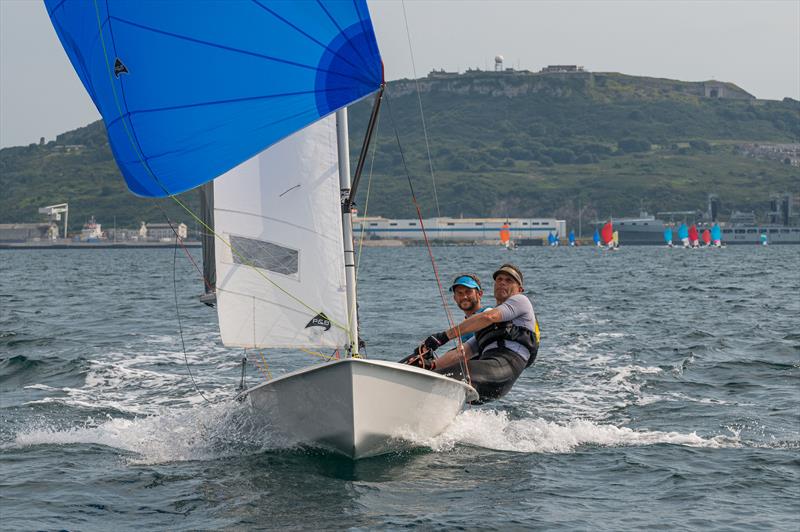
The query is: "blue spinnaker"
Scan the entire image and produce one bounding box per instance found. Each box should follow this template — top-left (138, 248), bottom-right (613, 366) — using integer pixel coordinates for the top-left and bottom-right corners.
top-left (678, 224), bottom-right (689, 240)
top-left (45, 0), bottom-right (383, 197)
top-left (568, 230), bottom-right (575, 243)
top-left (593, 229), bottom-right (600, 244)
top-left (711, 224), bottom-right (722, 241)
top-left (663, 227), bottom-right (672, 243)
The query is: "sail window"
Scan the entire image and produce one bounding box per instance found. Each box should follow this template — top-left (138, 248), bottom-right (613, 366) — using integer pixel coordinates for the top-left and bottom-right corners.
top-left (230, 235), bottom-right (298, 276)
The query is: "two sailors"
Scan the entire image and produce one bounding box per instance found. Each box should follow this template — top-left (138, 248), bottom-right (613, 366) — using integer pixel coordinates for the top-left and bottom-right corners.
top-left (405, 263), bottom-right (539, 403)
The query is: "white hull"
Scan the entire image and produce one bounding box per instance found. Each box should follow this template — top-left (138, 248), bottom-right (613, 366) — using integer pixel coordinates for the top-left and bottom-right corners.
top-left (237, 358), bottom-right (478, 459)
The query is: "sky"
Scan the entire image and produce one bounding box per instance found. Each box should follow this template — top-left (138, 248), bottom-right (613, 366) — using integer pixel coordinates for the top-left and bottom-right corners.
top-left (1, 0), bottom-right (798, 148)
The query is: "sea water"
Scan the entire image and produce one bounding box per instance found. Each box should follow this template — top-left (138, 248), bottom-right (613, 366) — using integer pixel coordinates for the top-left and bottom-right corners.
top-left (1, 245), bottom-right (798, 530)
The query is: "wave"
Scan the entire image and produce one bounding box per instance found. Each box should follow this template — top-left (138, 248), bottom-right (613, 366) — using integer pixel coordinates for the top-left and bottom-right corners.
top-left (10, 400), bottom-right (292, 465)
top-left (412, 409), bottom-right (740, 454)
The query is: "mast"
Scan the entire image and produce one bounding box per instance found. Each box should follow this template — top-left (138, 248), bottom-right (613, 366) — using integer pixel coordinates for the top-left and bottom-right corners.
top-left (198, 181), bottom-right (216, 306)
top-left (336, 108), bottom-right (359, 355)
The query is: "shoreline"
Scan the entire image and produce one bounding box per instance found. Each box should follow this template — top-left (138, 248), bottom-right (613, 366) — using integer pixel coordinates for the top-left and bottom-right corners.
top-left (0, 241), bottom-right (202, 250)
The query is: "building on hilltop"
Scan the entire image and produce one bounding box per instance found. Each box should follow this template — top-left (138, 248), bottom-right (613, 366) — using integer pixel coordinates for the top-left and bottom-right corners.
top-left (540, 65), bottom-right (585, 73)
top-left (703, 82), bottom-right (754, 100)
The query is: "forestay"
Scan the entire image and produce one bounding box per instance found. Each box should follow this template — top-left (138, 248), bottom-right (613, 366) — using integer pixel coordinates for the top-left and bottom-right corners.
top-left (214, 116), bottom-right (348, 350)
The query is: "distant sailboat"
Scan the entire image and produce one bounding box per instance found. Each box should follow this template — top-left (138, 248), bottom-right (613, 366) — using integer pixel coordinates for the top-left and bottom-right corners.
top-left (568, 229), bottom-right (576, 246)
top-left (593, 228), bottom-right (602, 247)
top-left (701, 228), bottom-right (712, 247)
top-left (688, 224), bottom-right (700, 248)
top-left (601, 221), bottom-right (614, 249)
top-left (678, 223), bottom-right (690, 248)
top-left (547, 232), bottom-right (559, 246)
top-left (500, 222), bottom-right (516, 250)
top-left (664, 227), bottom-right (674, 247)
top-left (711, 224), bottom-right (723, 247)
top-left (612, 230), bottom-right (620, 249)
top-left (760, 232), bottom-right (769, 246)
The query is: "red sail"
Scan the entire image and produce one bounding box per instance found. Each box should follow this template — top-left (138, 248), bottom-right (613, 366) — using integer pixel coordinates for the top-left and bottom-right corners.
top-left (689, 225), bottom-right (699, 241)
top-left (702, 229), bottom-right (711, 244)
top-left (601, 221), bottom-right (613, 245)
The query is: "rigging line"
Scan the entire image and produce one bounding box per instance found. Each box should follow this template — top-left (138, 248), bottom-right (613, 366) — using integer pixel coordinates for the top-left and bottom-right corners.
top-left (401, 0), bottom-right (441, 218)
top-left (384, 93), bottom-right (470, 382)
top-left (356, 110), bottom-right (381, 277)
top-left (246, 348), bottom-right (270, 381)
top-left (173, 235), bottom-right (212, 404)
top-left (258, 351), bottom-right (273, 380)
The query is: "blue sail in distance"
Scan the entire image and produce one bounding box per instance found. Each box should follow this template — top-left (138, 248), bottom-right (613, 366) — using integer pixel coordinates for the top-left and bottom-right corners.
top-left (45, 0), bottom-right (383, 197)
top-left (593, 229), bottom-right (600, 244)
top-left (711, 224), bottom-right (722, 241)
top-left (663, 227), bottom-right (673, 243)
top-left (568, 230), bottom-right (575, 244)
top-left (678, 224), bottom-right (689, 240)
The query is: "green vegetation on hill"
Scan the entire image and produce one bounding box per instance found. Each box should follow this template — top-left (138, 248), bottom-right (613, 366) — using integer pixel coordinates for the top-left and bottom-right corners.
top-left (1, 71), bottom-right (798, 233)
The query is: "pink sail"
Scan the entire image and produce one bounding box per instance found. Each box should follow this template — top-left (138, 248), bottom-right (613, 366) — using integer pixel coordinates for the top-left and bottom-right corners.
top-left (688, 225), bottom-right (699, 242)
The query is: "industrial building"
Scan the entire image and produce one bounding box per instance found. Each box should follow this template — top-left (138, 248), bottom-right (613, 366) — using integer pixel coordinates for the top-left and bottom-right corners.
top-left (353, 217), bottom-right (566, 244)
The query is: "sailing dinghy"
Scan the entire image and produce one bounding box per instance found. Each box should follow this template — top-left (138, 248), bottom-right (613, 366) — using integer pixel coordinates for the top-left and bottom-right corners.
top-left (46, 0), bottom-right (477, 459)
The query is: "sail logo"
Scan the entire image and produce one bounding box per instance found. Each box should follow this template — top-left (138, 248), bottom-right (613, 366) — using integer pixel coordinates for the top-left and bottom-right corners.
top-left (114, 58), bottom-right (129, 78)
top-left (305, 313), bottom-right (331, 331)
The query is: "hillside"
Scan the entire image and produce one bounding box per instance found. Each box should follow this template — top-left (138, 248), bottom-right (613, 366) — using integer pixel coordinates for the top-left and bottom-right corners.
top-left (2, 70), bottom-right (798, 232)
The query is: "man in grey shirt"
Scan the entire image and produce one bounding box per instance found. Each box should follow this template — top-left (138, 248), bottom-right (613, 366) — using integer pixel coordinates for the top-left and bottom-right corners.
top-left (406, 263), bottom-right (539, 402)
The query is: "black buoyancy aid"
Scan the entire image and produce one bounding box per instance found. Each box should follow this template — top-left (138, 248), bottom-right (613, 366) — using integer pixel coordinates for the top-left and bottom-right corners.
top-left (474, 320), bottom-right (540, 367)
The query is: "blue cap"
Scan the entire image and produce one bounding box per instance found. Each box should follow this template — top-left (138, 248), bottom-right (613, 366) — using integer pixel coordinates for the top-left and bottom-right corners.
top-left (450, 275), bottom-right (481, 291)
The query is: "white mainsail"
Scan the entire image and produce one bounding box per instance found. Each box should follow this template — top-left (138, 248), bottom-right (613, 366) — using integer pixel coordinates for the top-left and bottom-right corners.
top-left (213, 115), bottom-right (349, 349)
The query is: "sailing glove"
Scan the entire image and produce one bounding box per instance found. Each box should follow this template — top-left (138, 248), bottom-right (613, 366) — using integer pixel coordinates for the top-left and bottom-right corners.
top-left (408, 350), bottom-right (437, 370)
top-left (423, 331), bottom-right (450, 351)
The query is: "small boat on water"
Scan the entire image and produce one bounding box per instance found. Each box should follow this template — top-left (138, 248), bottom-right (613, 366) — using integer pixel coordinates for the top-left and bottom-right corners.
top-left (688, 225), bottom-right (700, 248)
top-left (664, 226), bottom-right (674, 247)
top-left (678, 223), bottom-right (690, 248)
top-left (711, 224), bottom-right (723, 247)
top-left (500, 222), bottom-right (516, 250)
top-left (568, 230), bottom-right (576, 246)
top-left (601, 221), bottom-right (614, 249)
top-left (701, 228), bottom-right (712, 247)
top-left (46, 0), bottom-right (478, 459)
